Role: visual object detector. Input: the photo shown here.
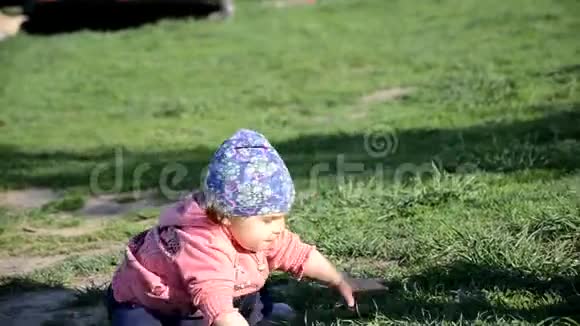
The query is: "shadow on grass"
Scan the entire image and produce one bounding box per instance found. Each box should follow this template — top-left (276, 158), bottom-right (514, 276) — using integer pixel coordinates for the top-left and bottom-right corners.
top-left (1, 261), bottom-right (578, 324)
top-left (0, 276), bottom-right (66, 297)
top-left (0, 275), bottom-right (108, 300)
top-left (0, 276), bottom-right (110, 325)
top-left (0, 103), bottom-right (579, 195)
top-left (274, 261), bottom-right (580, 324)
top-left (21, 1), bottom-right (224, 35)
top-left (0, 275), bottom-right (109, 307)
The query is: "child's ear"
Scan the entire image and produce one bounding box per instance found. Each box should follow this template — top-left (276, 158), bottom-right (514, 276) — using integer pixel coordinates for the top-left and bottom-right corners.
top-left (221, 218), bottom-right (232, 226)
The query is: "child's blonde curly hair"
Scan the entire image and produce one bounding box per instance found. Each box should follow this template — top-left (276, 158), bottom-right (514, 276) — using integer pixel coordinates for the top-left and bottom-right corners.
top-left (192, 190), bottom-right (231, 224)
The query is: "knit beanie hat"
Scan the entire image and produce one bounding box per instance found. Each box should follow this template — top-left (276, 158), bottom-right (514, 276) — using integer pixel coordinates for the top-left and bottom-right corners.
top-left (202, 129), bottom-right (295, 217)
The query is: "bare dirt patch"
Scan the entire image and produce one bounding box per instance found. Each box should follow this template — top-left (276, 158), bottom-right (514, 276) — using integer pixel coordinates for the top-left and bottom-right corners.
top-left (79, 192), bottom-right (168, 217)
top-left (19, 218), bottom-right (104, 237)
top-left (0, 188), bottom-right (60, 210)
top-left (346, 86), bottom-right (416, 119)
top-left (266, 0), bottom-right (317, 8)
top-left (0, 187), bottom-right (169, 218)
top-left (360, 87), bottom-right (416, 104)
top-left (0, 256), bottom-right (68, 277)
top-left (0, 244), bottom-right (123, 277)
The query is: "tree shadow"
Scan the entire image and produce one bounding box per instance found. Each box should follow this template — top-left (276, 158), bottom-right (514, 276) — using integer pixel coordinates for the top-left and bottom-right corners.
top-left (0, 276), bottom-right (110, 325)
top-left (399, 261), bottom-right (580, 323)
top-left (21, 1), bottom-right (224, 35)
top-left (0, 276), bottom-right (66, 297)
top-left (1, 103), bottom-right (579, 196)
top-left (271, 260), bottom-right (580, 324)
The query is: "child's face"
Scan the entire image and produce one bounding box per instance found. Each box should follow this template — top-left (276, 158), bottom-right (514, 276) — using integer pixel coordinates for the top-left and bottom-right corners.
top-left (226, 213), bottom-right (286, 252)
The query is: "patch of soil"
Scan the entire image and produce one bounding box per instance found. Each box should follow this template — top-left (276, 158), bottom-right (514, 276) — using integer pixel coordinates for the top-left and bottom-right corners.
top-left (0, 188), bottom-right (60, 210)
top-left (0, 245), bottom-right (123, 277)
top-left (0, 255), bottom-right (68, 277)
top-left (267, 0), bottom-right (316, 8)
top-left (0, 187), bottom-right (170, 218)
top-left (343, 87), bottom-right (417, 120)
top-left (79, 193), bottom-right (168, 217)
top-left (20, 219), bottom-right (104, 237)
top-left (360, 87), bottom-right (416, 104)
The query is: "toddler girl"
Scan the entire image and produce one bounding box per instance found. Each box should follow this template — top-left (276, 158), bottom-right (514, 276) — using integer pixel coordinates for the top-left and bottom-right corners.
top-left (106, 129), bottom-right (354, 326)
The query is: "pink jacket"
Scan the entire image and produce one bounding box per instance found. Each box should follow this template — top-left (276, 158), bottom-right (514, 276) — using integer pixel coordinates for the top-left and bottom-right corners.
top-left (111, 192), bottom-right (316, 325)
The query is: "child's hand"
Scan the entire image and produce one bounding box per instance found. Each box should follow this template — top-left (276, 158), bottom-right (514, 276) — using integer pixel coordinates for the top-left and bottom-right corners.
top-left (332, 278), bottom-right (356, 308)
top-left (302, 250), bottom-right (356, 307)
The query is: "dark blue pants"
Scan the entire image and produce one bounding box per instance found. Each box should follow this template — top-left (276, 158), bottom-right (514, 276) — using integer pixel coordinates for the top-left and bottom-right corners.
top-left (105, 285), bottom-right (274, 326)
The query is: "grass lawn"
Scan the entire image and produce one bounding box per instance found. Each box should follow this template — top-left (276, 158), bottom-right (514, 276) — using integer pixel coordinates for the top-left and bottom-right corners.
top-left (1, 0), bottom-right (579, 324)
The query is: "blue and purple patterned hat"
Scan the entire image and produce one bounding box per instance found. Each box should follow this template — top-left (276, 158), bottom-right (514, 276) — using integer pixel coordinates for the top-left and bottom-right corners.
top-left (202, 129), bottom-right (295, 217)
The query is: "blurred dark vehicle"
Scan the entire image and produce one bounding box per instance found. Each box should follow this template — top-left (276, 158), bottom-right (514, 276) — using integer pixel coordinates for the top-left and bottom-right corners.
top-left (1, 0), bottom-right (234, 17)
top-left (0, 0), bottom-right (234, 34)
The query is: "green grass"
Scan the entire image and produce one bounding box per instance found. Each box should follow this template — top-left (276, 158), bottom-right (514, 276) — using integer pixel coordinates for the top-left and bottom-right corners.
top-left (1, 0), bottom-right (580, 324)
top-left (0, 251), bottom-right (122, 296)
top-left (0, 214), bottom-right (154, 256)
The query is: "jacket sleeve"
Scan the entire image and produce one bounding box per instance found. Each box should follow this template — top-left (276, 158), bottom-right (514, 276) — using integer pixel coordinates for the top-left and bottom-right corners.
top-left (265, 228), bottom-right (316, 279)
top-left (174, 228), bottom-right (236, 326)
